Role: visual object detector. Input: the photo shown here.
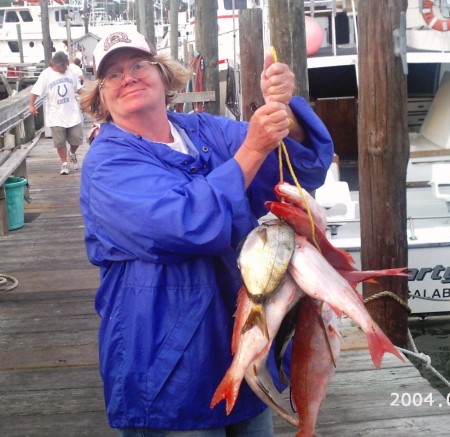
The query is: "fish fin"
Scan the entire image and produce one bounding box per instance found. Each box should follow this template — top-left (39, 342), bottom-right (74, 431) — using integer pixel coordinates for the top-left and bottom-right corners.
top-left (210, 370), bottom-right (241, 415)
top-left (366, 325), bottom-right (404, 368)
top-left (318, 302), bottom-right (338, 368)
top-left (328, 303), bottom-right (343, 319)
top-left (231, 285), bottom-right (249, 354)
top-left (274, 302), bottom-right (300, 382)
top-left (236, 233), bottom-right (250, 255)
top-left (246, 364), bottom-right (299, 428)
top-left (340, 248), bottom-right (356, 265)
top-left (242, 304), bottom-right (269, 340)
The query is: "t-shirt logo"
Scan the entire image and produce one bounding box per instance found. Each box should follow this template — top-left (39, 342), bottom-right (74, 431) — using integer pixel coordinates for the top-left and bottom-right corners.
top-left (103, 32), bottom-right (132, 52)
top-left (58, 84), bottom-right (68, 97)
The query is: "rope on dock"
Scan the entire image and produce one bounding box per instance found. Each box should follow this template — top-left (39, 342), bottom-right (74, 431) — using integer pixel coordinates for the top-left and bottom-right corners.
top-left (0, 274), bottom-right (18, 292)
top-left (364, 290), bottom-right (411, 314)
top-left (365, 292), bottom-right (450, 388)
top-left (396, 329), bottom-right (450, 389)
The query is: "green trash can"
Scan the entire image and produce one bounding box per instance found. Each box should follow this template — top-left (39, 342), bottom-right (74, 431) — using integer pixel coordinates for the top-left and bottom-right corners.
top-left (5, 177), bottom-right (27, 231)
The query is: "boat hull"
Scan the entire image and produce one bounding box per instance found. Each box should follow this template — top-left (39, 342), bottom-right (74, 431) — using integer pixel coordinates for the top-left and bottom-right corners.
top-left (326, 217), bottom-right (450, 317)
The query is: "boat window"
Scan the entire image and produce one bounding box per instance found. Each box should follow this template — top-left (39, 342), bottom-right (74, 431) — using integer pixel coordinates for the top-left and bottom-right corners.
top-left (441, 1), bottom-right (450, 18)
top-left (55, 11), bottom-right (60, 22)
top-left (0, 11), bottom-right (4, 29)
top-left (61, 9), bottom-right (72, 22)
top-left (224, 0), bottom-right (250, 10)
top-left (8, 41), bottom-right (20, 53)
top-left (5, 11), bottom-right (19, 23)
top-left (19, 11), bottom-right (33, 22)
top-left (309, 65), bottom-right (358, 99)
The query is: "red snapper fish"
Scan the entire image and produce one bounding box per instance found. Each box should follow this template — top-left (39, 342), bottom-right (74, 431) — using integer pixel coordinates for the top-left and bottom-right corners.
top-left (266, 200), bottom-right (408, 292)
top-left (274, 182), bottom-right (328, 233)
top-left (291, 296), bottom-right (341, 437)
top-left (210, 275), bottom-right (303, 426)
top-left (288, 235), bottom-right (404, 368)
top-left (266, 200), bottom-right (356, 271)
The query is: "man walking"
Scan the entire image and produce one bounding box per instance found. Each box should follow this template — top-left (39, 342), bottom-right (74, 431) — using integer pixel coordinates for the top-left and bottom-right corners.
top-left (29, 51), bottom-right (83, 175)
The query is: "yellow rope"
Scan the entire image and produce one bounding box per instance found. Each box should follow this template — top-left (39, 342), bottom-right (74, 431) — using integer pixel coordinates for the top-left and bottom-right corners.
top-left (270, 46), bottom-right (319, 250)
top-left (278, 146), bottom-right (284, 182)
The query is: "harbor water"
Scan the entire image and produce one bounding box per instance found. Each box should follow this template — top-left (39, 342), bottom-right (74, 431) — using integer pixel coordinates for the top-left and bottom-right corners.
top-left (409, 318), bottom-right (450, 398)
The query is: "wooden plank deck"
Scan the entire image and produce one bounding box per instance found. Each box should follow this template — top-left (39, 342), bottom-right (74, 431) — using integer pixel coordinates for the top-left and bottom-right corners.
top-left (0, 126), bottom-right (114, 437)
top-left (1, 126), bottom-right (449, 436)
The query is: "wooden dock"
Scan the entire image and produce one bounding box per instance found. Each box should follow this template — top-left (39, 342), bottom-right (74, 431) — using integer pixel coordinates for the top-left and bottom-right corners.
top-left (1, 127), bottom-right (449, 436)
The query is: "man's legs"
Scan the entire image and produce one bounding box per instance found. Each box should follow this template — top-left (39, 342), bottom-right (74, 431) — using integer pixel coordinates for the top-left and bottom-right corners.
top-left (51, 126), bottom-right (70, 175)
top-left (67, 123), bottom-right (84, 170)
top-left (56, 145), bottom-right (68, 163)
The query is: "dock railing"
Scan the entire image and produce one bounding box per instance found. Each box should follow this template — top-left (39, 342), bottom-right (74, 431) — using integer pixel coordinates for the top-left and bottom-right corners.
top-left (0, 86), bottom-right (45, 235)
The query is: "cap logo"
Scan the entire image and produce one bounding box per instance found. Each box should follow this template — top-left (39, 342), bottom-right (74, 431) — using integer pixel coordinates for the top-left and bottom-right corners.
top-left (103, 32), bottom-right (132, 51)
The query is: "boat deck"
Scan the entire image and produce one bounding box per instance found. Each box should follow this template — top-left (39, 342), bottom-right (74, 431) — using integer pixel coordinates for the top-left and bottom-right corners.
top-left (1, 127), bottom-right (449, 436)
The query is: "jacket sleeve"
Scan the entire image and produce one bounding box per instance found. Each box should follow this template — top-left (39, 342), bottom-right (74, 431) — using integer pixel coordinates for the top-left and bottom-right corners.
top-left (81, 140), bottom-right (256, 265)
top-left (246, 96), bottom-right (334, 218)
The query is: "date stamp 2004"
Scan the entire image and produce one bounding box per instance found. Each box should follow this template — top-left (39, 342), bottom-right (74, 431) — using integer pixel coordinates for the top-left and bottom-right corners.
top-left (390, 392), bottom-right (450, 408)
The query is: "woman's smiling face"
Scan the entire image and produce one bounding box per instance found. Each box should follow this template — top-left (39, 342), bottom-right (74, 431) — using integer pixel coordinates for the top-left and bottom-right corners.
top-left (99, 48), bottom-right (166, 121)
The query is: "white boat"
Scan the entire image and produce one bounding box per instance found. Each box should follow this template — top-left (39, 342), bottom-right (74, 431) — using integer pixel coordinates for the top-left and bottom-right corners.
top-left (0, 0), bottom-right (142, 67)
top-left (305, 0), bottom-right (450, 317)
top-left (0, 1), bottom-right (83, 65)
top-left (316, 160), bottom-right (450, 318)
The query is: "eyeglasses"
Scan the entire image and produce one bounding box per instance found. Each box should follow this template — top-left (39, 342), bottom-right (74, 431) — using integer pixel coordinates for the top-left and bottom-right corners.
top-left (99, 61), bottom-right (160, 89)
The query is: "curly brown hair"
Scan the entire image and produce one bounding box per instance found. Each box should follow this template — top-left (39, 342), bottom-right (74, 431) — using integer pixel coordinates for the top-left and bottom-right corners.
top-left (79, 54), bottom-right (191, 123)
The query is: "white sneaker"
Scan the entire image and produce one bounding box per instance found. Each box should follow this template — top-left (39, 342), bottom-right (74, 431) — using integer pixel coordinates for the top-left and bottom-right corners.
top-left (60, 162), bottom-right (70, 175)
top-left (68, 152), bottom-right (79, 170)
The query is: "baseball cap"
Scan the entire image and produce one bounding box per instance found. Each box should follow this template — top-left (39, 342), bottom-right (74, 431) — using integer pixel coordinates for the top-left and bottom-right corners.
top-left (93, 30), bottom-right (157, 77)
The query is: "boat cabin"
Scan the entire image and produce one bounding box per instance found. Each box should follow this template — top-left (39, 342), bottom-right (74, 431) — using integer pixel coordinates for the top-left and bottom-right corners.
top-left (0, 2), bottom-right (83, 65)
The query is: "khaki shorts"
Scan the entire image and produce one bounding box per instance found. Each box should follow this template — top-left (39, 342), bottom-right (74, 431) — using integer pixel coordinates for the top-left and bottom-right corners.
top-left (51, 123), bottom-right (83, 148)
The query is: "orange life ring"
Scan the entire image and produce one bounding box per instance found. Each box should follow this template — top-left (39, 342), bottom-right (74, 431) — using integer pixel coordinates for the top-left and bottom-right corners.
top-left (422, 0), bottom-right (450, 31)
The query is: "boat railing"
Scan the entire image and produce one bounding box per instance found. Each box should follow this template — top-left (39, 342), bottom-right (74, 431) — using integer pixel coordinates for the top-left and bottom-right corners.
top-left (1, 64), bottom-right (45, 79)
top-left (407, 214), bottom-right (450, 241)
top-left (0, 86), bottom-right (44, 137)
top-left (326, 214), bottom-right (450, 239)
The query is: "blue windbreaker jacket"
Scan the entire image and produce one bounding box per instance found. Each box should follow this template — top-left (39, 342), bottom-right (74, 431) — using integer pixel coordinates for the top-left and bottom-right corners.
top-left (80, 97), bottom-right (334, 430)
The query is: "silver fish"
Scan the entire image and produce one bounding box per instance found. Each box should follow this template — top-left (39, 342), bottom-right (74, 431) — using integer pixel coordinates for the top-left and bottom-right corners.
top-left (238, 219), bottom-right (295, 337)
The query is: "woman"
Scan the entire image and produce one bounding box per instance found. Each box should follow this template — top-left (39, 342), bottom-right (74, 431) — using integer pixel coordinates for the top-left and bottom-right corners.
top-left (79, 30), bottom-right (333, 436)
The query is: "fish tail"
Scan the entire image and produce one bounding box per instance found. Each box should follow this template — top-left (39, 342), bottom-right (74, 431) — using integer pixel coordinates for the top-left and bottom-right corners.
top-left (210, 370), bottom-right (241, 415)
top-left (366, 324), bottom-right (404, 368)
top-left (381, 267), bottom-right (409, 276)
top-left (242, 303), bottom-right (269, 339)
top-left (338, 267), bottom-right (408, 284)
